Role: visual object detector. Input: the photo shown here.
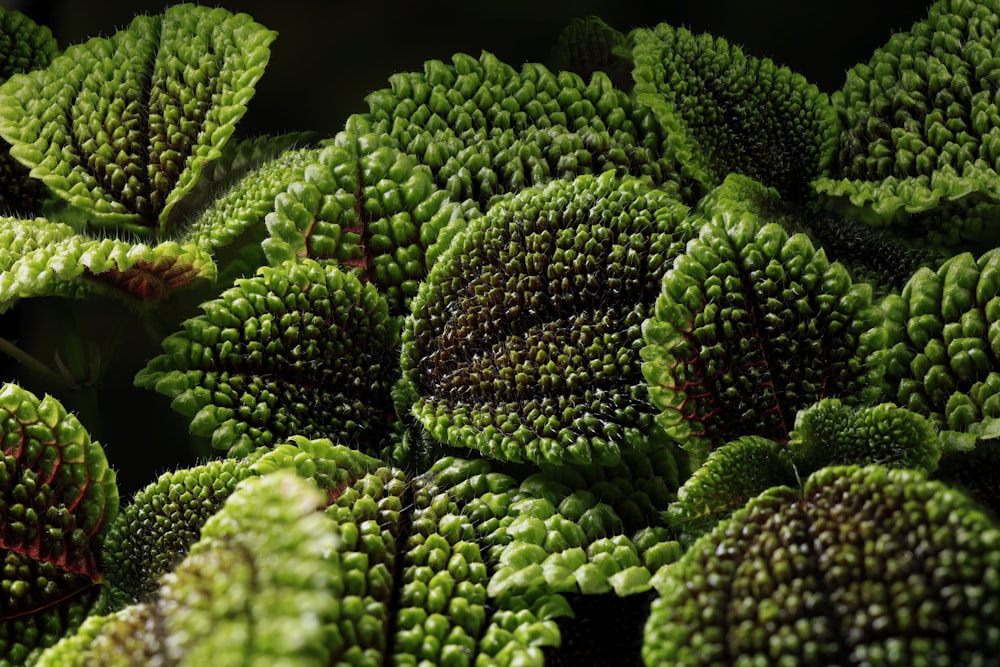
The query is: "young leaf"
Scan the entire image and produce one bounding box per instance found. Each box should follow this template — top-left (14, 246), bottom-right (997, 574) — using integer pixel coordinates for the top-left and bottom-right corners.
top-left (788, 398), bottom-right (941, 475)
top-left (664, 436), bottom-right (798, 542)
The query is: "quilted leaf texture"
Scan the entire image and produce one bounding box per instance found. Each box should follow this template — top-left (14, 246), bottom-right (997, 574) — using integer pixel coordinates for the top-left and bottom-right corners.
top-left (0, 7), bottom-right (58, 216)
top-left (0, 384), bottom-right (117, 665)
top-left (631, 21), bottom-right (838, 202)
top-left (363, 50), bottom-right (703, 209)
top-left (644, 465), bottom-right (1000, 666)
top-left (400, 172), bottom-right (695, 467)
top-left (263, 117), bottom-right (468, 316)
top-left (135, 259), bottom-right (401, 458)
top-left (0, 3), bottom-right (275, 235)
top-left (815, 0), bottom-right (1000, 247)
top-left (34, 471), bottom-right (340, 667)
top-left (641, 198), bottom-right (879, 463)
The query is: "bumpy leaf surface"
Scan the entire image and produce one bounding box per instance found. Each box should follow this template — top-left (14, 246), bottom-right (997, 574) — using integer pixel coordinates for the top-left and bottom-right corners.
top-left (788, 398), bottom-right (941, 474)
top-left (664, 436), bottom-right (798, 543)
top-left (135, 259), bottom-right (400, 457)
top-left (0, 3), bottom-right (275, 234)
top-left (489, 446), bottom-right (681, 601)
top-left (631, 21), bottom-right (838, 201)
top-left (401, 172), bottom-right (695, 467)
top-left (0, 215), bottom-right (217, 310)
top-left (101, 456), bottom-right (258, 606)
top-left (547, 16), bottom-right (633, 90)
top-left (263, 117), bottom-right (468, 315)
top-left (644, 465), bottom-right (1000, 666)
top-left (0, 7), bottom-right (58, 216)
top-left (36, 471), bottom-right (340, 667)
top-left (364, 50), bottom-right (701, 208)
top-left (642, 202), bottom-right (878, 462)
top-left (870, 249), bottom-right (1000, 438)
top-left (0, 384), bottom-right (117, 664)
top-left (816, 0), bottom-right (1000, 247)
top-left (698, 173), bottom-right (943, 297)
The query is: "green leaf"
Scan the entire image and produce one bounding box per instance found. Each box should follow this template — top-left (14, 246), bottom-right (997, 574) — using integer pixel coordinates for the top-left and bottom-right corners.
top-left (641, 203), bottom-right (879, 463)
top-left (664, 435), bottom-right (798, 542)
top-left (631, 21), bottom-right (838, 202)
top-left (788, 398), bottom-right (941, 474)
top-left (697, 173), bottom-right (945, 297)
top-left (100, 455), bottom-right (259, 607)
top-left (401, 172), bottom-right (695, 467)
top-left (870, 248), bottom-right (1000, 437)
top-left (364, 50), bottom-right (701, 209)
top-left (0, 7), bottom-right (59, 216)
top-left (36, 471), bottom-right (341, 667)
top-left (0, 3), bottom-right (275, 235)
top-left (135, 259), bottom-right (401, 458)
top-left (0, 383), bottom-right (117, 663)
top-left (0, 217), bottom-right (217, 310)
top-left (814, 0), bottom-right (1000, 247)
top-left (645, 465), bottom-right (1000, 666)
top-left (262, 116), bottom-right (469, 315)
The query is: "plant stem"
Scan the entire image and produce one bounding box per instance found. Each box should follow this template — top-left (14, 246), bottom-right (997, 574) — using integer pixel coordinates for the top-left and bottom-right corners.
top-left (0, 335), bottom-right (71, 388)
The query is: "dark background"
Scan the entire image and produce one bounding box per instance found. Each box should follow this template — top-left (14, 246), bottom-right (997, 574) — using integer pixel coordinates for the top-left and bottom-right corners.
top-left (8, 0), bottom-right (933, 139)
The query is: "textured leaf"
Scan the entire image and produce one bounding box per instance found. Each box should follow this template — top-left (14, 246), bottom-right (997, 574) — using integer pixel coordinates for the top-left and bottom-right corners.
top-left (698, 173), bottom-right (945, 297)
top-left (0, 7), bottom-right (58, 216)
top-left (0, 218), bottom-right (216, 310)
top-left (401, 172), bottom-right (695, 467)
top-left (815, 0), bottom-right (1000, 247)
top-left (0, 383), bottom-right (117, 663)
top-left (135, 259), bottom-right (400, 457)
top-left (488, 447), bottom-right (680, 600)
top-left (631, 21), bottom-right (838, 202)
top-left (869, 248), bottom-right (1000, 440)
top-left (0, 3), bottom-right (275, 234)
top-left (364, 50), bottom-right (701, 208)
top-left (788, 398), bottom-right (941, 475)
top-left (0, 586), bottom-right (105, 667)
top-left (547, 16), bottom-right (633, 90)
top-left (37, 471), bottom-right (340, 667)
top-left (644, 465), bottom-right (1000, 666)
top-left (664, 436), bottom-right (798, 542)
top-left (641, 203), bottom-right (879, 462)
top-left (262, 117), bottom-right (469, 315)
top-left (100, 455), bottom-right (259, 606)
